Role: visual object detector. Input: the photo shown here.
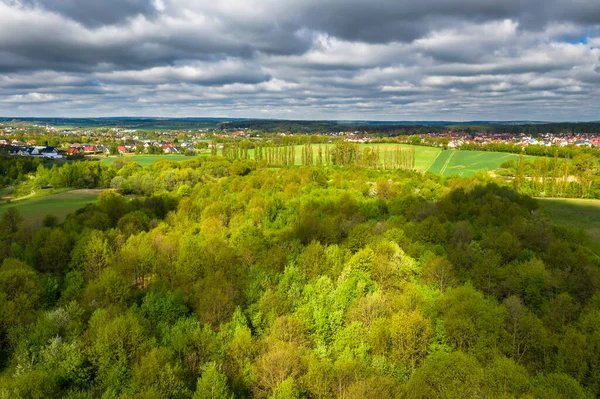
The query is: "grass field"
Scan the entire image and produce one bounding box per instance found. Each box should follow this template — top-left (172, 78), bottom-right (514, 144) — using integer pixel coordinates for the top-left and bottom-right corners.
top-left (97, 146), bottom-right (536, 177)
top-left (538, 198), bottom-right (600, 256)
top-left (0, 189), bottom-right (100, 227)
top-left (98, 144), bottom-right (442, 172)
top-left (99, 154), bottom-right (210, 167)
top-left (427, 150), bottom-right (536, 176)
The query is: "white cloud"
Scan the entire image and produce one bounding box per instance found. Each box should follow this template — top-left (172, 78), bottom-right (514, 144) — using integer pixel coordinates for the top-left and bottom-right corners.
top-left (0, 0), bottom-right (600, 119)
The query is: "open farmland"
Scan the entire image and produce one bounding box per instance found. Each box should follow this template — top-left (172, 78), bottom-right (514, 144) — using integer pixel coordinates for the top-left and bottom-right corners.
top-left (99, 154), bottom-right (210, 167)
top-left (97, 146), bottom-right (542, 176)
top-left (0, 189), bottom-right (100, 226)
top-left (538, 197), bottom-right (600, 256)
top-left (427, 150), bottom-right (537, 176)
top-left (98, 144), bottom-right (442, 172)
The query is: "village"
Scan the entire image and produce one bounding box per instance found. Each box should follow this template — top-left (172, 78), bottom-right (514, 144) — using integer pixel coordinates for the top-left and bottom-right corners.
top-left (1, 122), bottom-right (600, 160)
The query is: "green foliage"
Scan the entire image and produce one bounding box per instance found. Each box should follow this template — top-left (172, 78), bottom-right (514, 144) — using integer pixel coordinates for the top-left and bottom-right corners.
top-left (0, 207), bottom-right (23, 236)
top-left (0, 258), bottom-right (43, 329)
top-left (194, 362), bottom-right (232, 399)
top-left (0, 158), bottom-right (597, 397)
top-left (131, 347), bottom-right (189, 398)
top-left (407, 351), bottom-right (483, 398)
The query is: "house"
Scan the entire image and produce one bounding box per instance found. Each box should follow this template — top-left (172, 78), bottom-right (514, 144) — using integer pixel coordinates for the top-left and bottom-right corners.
top-left (40, 146), bottom-right (63, 159)
top-left (117, 146), bottom-right (127, 155)
top-left (67, 147), bottom-right (81, 156)
top-left (164, 146), bottom-right (180, 154)
top-left (9, 146), bottom-right (63, 159)
top-left (96, 145), bottom-right (110, 155)
top-left (575, 139), bottom-right (591, 147)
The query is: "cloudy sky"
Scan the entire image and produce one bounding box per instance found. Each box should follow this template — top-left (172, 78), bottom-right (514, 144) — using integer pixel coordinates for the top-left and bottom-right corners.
top-left (1, 0), bottom-right (600, 120)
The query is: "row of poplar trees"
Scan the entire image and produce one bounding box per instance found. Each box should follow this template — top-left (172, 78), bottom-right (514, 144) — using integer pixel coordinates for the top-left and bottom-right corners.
top-left (218, 140), bottom-right (416, 170)
top-left (513, 153), bottom-right (598, 198)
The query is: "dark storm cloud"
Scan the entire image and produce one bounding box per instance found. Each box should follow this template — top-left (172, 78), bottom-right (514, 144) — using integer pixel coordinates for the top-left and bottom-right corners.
top-left (21, 0), bottom-right (157, 26)
top-left (1, 0), bottom-right (600, 119)
top-left (276, 0), bottom-right (600, 43)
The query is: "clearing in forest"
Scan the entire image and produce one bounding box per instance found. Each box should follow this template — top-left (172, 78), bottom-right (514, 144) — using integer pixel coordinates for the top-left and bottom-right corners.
top-left (0, 189), bottom-right (100, 226)
top-left (538, 197), bottom-right (600, 257)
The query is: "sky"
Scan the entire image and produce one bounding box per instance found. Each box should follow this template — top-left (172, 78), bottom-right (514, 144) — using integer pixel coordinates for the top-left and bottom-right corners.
top-left (1, 0), bottom-right (600, 121)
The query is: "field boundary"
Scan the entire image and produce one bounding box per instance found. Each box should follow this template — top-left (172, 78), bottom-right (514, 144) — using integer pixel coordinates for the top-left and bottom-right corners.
top-left (0, 189), bottom-right (101, 226)
top-left (439, 150), bottom-right (456, 175)
top-left (2, 189), bottom-right (36, 202)
top-left (425, 150), bottom-right (442, 173)
top-left (538, 197), bottom-right (600, 257)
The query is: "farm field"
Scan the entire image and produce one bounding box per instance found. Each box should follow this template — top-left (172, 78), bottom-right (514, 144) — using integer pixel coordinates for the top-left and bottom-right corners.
top-left (98, 153), bottom-right (210, 167)
top-left (97, 146), bottom-right (538, 176)
top-left (427, 150), bottom-right (536, 176)
top-left (98, 144), bottom-right (442, 172)
top-left (538, 198), bottom-right (600, 256)
top-left (0, 189), bottom-right (101, 226)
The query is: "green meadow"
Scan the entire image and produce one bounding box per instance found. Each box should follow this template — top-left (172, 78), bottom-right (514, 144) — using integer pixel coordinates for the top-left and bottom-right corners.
top-left (0, 190), bottom-right (100, 226)
top-left (427, 150), bottom-right (537, 176)
top-left (538, 198), bottom-right (600, 256)
top-left (98, 154), bottom-right (210, 167)
top-left (97, 146), bottom-right (540, 177)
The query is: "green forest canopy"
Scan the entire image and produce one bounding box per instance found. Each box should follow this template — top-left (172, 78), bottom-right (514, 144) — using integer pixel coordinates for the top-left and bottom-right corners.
top-left (0, 157), bottom-right (599, 398)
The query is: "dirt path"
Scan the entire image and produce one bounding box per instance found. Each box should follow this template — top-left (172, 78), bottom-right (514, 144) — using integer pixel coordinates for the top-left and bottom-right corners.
top-left (2, 188), bottom-right (104, 203)
top-left (2, 189), bottom-right (36, 202)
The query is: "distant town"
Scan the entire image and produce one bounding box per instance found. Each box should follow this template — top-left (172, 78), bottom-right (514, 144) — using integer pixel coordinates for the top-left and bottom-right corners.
top-left (2, 121), bottom-right (599, 160)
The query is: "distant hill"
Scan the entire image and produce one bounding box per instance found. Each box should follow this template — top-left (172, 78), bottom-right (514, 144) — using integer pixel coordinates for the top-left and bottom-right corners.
top-left (0, 117), bottom-right (248, 130)
top-left (2, 117), bottom-right (600, 134)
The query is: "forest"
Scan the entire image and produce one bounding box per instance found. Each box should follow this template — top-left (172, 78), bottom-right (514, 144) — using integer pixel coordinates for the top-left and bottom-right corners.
top-left (0, 155), bottom-right (599, 398)
top-left (218, 119), bottom-right (600, 135)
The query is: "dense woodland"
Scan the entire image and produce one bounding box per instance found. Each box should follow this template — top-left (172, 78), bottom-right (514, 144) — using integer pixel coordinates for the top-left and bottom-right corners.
top-left (457, 142), bottom-right (600, 159)
top-left (0, 156), bottom-right (599, 398)
top-left (0, 157), bottom-right (44, 188)
top-left (6, 117), bottom-right (600, 134)
top-left (219, 120), bottom-right (600, 135)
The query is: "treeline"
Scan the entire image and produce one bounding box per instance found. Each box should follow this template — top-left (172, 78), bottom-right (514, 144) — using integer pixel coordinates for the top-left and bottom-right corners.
top-left (219, 120), bottom-right (600, 135)
top-left (34, 162), bottom-right (117, 190)
top-left (489, 122), bottom-right (600, 135)
top-left (220, 120), bottom-right (340, 133)
top-left (0, 159), bottom-right (599, 398)
top-left (220, 141), bottom-right (416, 170)
top-left (0, 156), bottom-right (44, 187)
top-left (1, 117), bottom-right (226, 130)
top-left (218, 120), bottom-right (447, 135)
top-left (459, 142), bottom-right (600, 159)
top-left (494, 154), bottom-right (600, 199)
